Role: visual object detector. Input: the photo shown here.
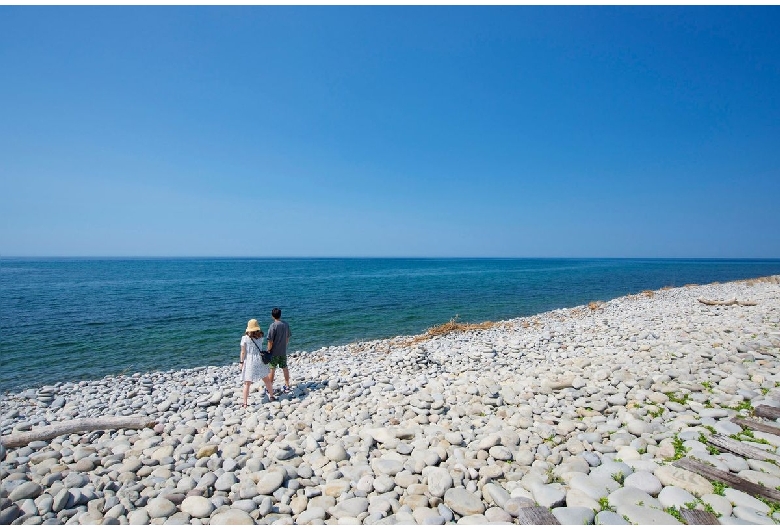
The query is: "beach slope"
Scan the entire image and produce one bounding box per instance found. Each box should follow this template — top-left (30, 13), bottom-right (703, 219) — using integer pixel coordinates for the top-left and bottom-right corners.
top-left (1, 277), bottom-right (780, 524)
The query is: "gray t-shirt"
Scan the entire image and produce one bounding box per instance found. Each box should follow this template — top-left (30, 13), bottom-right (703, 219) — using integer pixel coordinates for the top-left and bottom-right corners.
top-left (267, 320), bottom-right (291, 357)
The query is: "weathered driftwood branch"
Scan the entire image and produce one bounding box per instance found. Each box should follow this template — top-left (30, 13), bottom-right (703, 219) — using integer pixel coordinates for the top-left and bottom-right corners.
top-left (0, 416), bottom-right (156, 449)
top-left (698, 298), bottom-right (736, 306)
top-left (697, 298), bottom-right (757, 306)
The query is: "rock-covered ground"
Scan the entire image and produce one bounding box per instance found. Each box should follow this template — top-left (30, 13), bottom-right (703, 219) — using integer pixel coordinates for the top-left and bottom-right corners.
top-left (2, 277), bottom-right (780, 525)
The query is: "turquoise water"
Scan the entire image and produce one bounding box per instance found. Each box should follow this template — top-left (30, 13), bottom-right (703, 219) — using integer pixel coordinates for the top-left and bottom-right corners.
top-left (2, 258), bottom-right (779, 393)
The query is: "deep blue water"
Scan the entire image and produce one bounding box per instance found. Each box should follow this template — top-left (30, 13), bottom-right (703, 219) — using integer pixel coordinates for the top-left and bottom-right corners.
top-left (2, 258), bottom-right (779, 393)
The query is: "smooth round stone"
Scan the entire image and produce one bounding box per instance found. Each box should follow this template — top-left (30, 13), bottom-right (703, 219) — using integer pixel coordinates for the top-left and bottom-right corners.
top-left (120, 458), bottom-right (143, 473)
top-left (608, 487), bottom-right (662, 510)
top-left (275, 447), bottom-right (295, 460)
top-left (514, 449), bottom-right (535, 466)
top-left (355, 475), bottom-right (374, 494)
top-left (617, 504), bottom-right (683, 525)
top-left (565, 488), bottom-right (600, 511)
top-left (371, 459), bottom-right (404, 476)
top-left (582, 451), bottom-right (601, 467)
top-left (482, 483), bottom-right (510, 508)
top-left (623, 471), bottom-right (663, 496)
top-left (699, 408), bottom-right (730, 418)
top-left (211, 509), bottom-right (255, 525)
top-left (484, 506), bottom-right (512, 522)
top-left (654, 465), bottom-right (714, 496)
top-left (427, 468), bottom-right (453, 498)
top-left (232, 499), bottom-right (258, 513)
top-left (256, 471), bottom-right (284, 495)
top-left (180, 496), bottom-right (214, 518)
top-left (478, 434), bottom-right (501, 450)
top-left (443, 488), bottom-right (485, 516)
top-left (296, 507), bottom-right (327, 524)
top-left (195, 445), bottom-right (218, 458)
top-left (730, 507), bottom-right (775, 525)
top-left (323, 479), bottom-right (351, 497)
top-left (701, 493), bottom-right (732, 518)
top-left (658, 486), bottom-right (697, 509)
top-left (724, 488), bottom-right (770, 513)
top-left (412, 506), bottom-right (440, 524)
top-left (552, 507), bottom-right (596, 525)
top-left (445, 432), bottom-right (463, 445)
top-left (63, 473), bottom-right (89, 488)
top-left (146, 497), bottom-right (176, 519)
top-left (488, 446), bottom-right (513, 461)
top-left (714, 420), bottom-right (742, 436)
top-left (580, 433), bottom-right (601, 444)
top-left (74, 459), bottom-right (95, 472)
top-left (568, 474), bottom-right (618, 500)
top-left (328, 497), bottom-right (369, 519)
top-left (595, 510), bottom-right (630, 525)
top-left (324, 443), bottom-right (348, 462)
top-left (214, 472), bottom-right (237, 492)
top-left (373, 475), bottom-right (396, 494)
top-left (52, 489), bottom-right (71, 512)
top-left (9, 482), bottom-right (42, 501)
top-left (457, 514), bottom-right (489, 524)
top-left (532, 484), bottom-right (566, 509)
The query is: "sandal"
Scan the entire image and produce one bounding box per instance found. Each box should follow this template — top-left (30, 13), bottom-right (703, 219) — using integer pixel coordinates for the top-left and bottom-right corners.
top-left (265, 389), bottom-right (276, 402)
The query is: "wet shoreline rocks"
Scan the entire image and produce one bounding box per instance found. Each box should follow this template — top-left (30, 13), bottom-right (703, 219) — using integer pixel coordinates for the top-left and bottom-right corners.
top-left (2, 276), bottom-right (780, 525)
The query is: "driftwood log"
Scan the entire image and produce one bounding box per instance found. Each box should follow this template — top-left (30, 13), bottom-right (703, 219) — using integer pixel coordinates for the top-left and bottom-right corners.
top-left (0, 416), bottom-right (156, 449)
top-left (697, 298), bottom-right (757, 306)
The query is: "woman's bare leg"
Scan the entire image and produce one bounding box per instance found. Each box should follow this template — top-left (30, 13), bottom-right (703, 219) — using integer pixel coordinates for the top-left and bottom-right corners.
top-left (242, 381), bottom-right (251, 407)
top-left (263, 375), bottom-right (275, 399)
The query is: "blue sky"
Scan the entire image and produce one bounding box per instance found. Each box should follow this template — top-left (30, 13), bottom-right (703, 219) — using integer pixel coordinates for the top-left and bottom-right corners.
top-left (1, 6), bottom-right (779, 258)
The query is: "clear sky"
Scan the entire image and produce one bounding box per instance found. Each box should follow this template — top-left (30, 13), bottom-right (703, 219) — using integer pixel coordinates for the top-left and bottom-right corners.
top-left (1, 6), bottom-right (779, 258)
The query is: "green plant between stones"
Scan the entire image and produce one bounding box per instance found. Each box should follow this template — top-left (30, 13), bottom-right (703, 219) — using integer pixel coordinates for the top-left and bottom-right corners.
top-left (598, 497), bottom-right (615, 512)
top-left (701, 501), bottom-right (722, 518)
top-left (712, 481), bottom-right (727, 495)
top-left (671, 435), bottom-right (687, 460)
top-left (664, 506), bottom-right (684, 523)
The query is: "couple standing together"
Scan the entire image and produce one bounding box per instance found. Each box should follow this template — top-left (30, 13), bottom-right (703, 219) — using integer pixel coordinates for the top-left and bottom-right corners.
top-left (240, 307), bottom-right (291, 406)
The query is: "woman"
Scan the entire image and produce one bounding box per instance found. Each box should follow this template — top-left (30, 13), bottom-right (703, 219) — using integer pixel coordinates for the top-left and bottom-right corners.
top-left (239, 319), bottom-right (274, 407)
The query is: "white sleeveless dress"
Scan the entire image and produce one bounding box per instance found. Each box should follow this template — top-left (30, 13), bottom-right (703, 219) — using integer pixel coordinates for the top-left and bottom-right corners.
top-left (240, 335), bottom-right (270, 382)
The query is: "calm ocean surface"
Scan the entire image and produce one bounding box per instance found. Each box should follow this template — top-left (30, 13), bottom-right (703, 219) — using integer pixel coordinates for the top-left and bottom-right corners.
top-left (2, 258), bottom-right (779, 393)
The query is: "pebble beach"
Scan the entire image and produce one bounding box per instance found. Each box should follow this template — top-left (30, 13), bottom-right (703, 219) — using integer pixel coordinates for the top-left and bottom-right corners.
top-left (2, 276), bottom-right (780, 525)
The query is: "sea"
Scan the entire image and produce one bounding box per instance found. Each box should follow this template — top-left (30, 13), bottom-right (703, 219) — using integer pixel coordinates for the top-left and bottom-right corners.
top-left (2, 258), bottom-right (779, 394)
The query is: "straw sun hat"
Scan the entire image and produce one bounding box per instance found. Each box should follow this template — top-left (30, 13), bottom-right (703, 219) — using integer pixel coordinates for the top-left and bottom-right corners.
top-left (246, 319), bottom-right (261, 333)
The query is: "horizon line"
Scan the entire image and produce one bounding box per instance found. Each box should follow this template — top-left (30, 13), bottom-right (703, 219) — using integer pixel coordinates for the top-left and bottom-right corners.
top-left (2, 255), bottom-right (780, 261)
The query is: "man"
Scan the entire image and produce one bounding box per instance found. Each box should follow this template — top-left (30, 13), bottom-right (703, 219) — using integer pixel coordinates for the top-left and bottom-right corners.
top-left (267, 307), bottom-right (292, 394)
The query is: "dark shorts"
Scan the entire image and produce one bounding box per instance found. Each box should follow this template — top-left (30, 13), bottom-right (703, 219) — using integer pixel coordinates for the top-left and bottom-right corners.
top-left (269, 355), bottom-right (287, 369)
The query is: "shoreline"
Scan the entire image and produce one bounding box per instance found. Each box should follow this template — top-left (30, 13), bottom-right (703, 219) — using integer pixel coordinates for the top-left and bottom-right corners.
top-left (1, 276), bottom-right (779, 524)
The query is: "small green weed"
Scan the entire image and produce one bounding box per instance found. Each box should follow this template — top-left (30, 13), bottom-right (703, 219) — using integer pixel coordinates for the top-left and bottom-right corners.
top-left (611, 471), bottom-right (625, 485)
top-left (723, 400), bottom-right (755, 413)
top-left (698, 433), bottom-right (721, 455)
top-left (712, 481), bottom-right (726, 495)
top-left (664, 506), bottom-right (684, 523)
top-left (702, 381), bottom-right (713, 392)
top-left (664, 391), bottom-right (690, 405)
top-left (761, 388), bottom-right (769, 395)
top-left (759, 496), bottom-right (780, 518)
top-left (671, 435), bottom-right (687, 460)
top-left (598, 497), bottom-right (615, 512)
top-left (647, 407), bottom-right (664, 419)
top-left (702, 502), bottom-right (722, 518)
